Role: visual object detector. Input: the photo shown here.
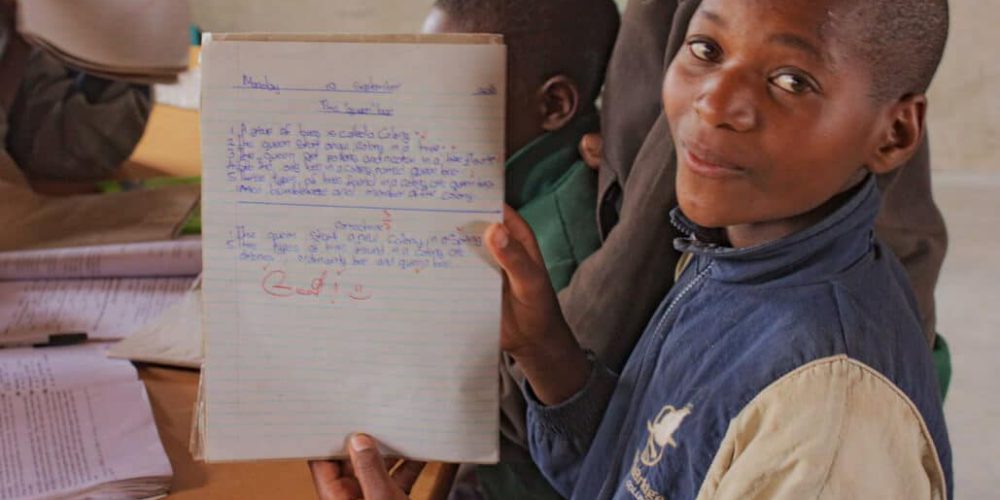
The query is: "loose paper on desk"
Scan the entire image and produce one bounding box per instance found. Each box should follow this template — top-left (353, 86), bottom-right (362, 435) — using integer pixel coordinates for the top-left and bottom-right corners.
top-left (0, 277), bottom-right (193, 343)
top-left (107, 278), bottom-right (205, 368)
top-left (200, 33), bottom-right (505, 463)
top-left (0, 240), bottom-right (200, 345)
top-left (0, 238), bottom-right (202, 280)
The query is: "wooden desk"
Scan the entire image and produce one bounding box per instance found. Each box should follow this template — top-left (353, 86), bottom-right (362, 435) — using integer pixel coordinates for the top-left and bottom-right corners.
top-left (140, 367), bottom-right (317, 498)
top-left (128, 79), bottom-right (456, 499)
top-left (141, 366), bottom-right (456, 499)
top-left (128, 104), bottom-right (202, 178)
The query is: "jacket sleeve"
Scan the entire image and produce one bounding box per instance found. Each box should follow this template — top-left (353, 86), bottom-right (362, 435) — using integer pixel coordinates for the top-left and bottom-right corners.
top-left (525, 355), bottom-right (619, 497)
top-left (5, 50), bottom-right (151, 180)
top-left (695, 356), bottom-right (948, 500)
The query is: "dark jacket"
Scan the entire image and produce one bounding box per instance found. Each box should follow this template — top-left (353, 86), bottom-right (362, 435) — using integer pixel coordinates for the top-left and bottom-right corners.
top-left (528, 177), bottom-right (952, 499)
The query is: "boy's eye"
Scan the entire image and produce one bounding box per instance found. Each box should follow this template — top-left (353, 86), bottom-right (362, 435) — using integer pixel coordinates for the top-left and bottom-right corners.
top-left (770, 73), bottom-right (816, 94)
top-left (688, 40), bottom-right (722, 62)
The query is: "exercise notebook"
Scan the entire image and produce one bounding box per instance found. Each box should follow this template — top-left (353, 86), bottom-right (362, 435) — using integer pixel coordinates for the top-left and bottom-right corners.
top-left (198, 33), bottom-right (506, 463)
top-left (0, 345), bottom-right (172, 499)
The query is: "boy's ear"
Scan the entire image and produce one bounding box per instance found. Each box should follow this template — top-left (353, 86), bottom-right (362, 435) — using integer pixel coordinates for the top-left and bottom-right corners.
top-left (867, 94), bottom-right (927, 175)
top-left (538, 75), bottom-right (580, 132)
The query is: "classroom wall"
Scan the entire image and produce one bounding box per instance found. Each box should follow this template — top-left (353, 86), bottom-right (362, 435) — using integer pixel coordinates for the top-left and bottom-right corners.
top-left (190, 0), bottom-right (998, 172)
top-left (189, 0), bottom-right (435, 34)
top-left (925, 0), bottom-right (999, 172)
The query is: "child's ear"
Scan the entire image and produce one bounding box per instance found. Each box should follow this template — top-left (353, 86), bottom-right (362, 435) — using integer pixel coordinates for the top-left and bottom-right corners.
top-left (538, 76), bottom-right (580, 132)
top-left (867, 94), bottom-right (927, 175)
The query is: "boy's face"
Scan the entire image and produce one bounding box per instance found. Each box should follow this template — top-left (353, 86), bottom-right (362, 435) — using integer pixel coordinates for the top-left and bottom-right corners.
top-left (663, 0), bottom-right (886, 230)
top-left (422, 8), bottom-right (543, 157)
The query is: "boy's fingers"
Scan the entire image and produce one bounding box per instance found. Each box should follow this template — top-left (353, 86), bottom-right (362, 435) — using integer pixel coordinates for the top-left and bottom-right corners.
top-left (501, 205), bottom-right (544, 262)
top-left (486, 223), bottom-right (546, 299)
top-left (390, 460), bottom-right (427, 494)
top-left (348, 434), bottom-right (404, 499)
top-left (309, 460), bottom-right (362, 500)
top-left (308, 459), bottom-right (337, 499)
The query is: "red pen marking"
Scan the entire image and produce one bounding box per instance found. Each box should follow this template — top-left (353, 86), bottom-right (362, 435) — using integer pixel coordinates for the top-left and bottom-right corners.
top-left (296, 270), bottom-right (327, 296)
top-left (261, 269), bottom-right (294, 297)
top-left (382, 209), bottom-right (393, 231)
top-left (329, 281), bottom-right (341, 303)
top-left (349, 284), bottom-right (373, 301)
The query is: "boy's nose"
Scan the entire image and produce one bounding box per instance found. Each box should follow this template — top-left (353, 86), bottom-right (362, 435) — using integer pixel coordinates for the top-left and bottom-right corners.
top-left (693, 71), bottom-right (758, 133)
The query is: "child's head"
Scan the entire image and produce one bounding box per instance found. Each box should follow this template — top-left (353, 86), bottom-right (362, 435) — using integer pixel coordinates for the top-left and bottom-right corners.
top-left (663, 0), bottom-right (949, 234)
top-left (423, 0), bottom-right (620, 155)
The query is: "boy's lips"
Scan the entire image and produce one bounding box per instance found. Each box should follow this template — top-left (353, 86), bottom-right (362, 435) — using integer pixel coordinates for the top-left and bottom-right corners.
top-left (681, 141), bottom-right (748, 179)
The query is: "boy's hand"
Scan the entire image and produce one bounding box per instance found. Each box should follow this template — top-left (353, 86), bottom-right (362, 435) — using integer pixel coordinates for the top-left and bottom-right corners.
top-left (485, 206), bottom-right (591, 405)
top-left (309, 434), bottom-right (423, 500)
top-left (485, 205), bottom-right (566, 357)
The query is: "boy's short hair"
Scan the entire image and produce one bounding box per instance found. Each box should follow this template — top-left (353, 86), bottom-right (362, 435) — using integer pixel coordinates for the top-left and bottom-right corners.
top-left (838, 0), bottom-right (949, 100)
top-left (433, 0), bottom-right (620, 105)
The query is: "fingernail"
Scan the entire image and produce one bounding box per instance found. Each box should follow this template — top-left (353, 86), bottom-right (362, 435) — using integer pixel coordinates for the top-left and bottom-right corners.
top-left (351, 434), bottom-right (375, 452)
top-left (493, 226), bottom-right (509, 249)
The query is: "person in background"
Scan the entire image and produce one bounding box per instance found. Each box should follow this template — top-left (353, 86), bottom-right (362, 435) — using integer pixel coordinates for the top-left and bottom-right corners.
top-left (0, 0), bottom-right (151, 181)
top-left (423, 1), bottom-right (619, 498)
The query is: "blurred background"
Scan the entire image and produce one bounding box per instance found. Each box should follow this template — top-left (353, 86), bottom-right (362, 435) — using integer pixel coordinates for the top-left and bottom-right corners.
top-left (188, 0), bottom-right (999, 497)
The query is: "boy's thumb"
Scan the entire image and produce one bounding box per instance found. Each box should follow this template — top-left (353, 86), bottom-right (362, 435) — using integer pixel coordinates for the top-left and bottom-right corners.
top-left (486, 223), bottom-right (541, 292)
top-left (348, 434), bottom-right (399, 499)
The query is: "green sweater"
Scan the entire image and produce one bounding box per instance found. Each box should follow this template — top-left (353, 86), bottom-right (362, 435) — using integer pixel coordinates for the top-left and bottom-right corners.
top-left (506, 115), bottom-right (601, 291)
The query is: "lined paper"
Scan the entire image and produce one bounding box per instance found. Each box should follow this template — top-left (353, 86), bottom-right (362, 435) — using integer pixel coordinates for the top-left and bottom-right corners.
top-left (107, 280), bottom-right (205, 369)
top-left (200, 34), bottom-right (505, 463)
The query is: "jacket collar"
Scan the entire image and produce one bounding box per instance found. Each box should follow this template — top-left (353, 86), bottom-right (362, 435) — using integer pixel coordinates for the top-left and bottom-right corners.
top-left (672, 175), bottom-right (880, 285)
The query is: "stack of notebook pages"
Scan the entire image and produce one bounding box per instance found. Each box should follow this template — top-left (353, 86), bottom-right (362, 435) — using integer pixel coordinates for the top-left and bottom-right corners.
top-left (0, 239), bottom-right (202, 354)
top-left (0, 344), bottom-right (173, 498)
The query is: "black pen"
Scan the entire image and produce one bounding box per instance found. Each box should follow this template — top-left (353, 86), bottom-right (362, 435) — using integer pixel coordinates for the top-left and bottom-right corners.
top-left (0, 332), bottom-right (89, 349)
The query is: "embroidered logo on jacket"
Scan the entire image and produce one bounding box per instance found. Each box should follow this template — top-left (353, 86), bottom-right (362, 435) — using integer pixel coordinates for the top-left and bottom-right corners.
top-left (640, 405), bottom-right (692, 467)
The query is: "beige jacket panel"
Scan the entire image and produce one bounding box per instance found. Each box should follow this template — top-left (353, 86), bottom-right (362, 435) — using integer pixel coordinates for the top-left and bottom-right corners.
top-left (696, 356), bottom-right (946, 500)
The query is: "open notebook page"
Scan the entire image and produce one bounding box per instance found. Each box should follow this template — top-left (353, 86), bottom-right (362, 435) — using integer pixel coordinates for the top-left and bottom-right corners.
top-left (200, 34), bottom-right (505, 463)
top-left (0, 346), bottom-right (172, 499)
top-left (0, 344), bottom-right (134, 390)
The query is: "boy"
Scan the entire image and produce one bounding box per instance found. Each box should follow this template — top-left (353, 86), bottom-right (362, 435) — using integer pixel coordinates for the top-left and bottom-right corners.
top-left (560, 0), bottom-right (951, 387)
top-left (312, 0), bottom-right (952, 498)
top-left (423, 1), bottom-right (619, 498)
